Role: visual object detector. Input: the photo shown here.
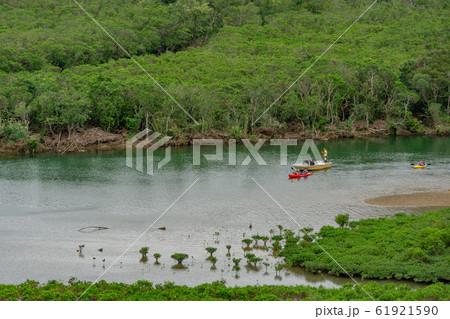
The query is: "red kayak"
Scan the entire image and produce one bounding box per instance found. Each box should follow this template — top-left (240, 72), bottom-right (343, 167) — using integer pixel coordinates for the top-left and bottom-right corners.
top-left (288, 172), bottom-right (312, 179)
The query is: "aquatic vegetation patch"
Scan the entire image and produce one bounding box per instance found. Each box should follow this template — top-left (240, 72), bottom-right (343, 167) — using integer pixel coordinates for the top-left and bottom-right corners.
top-left (280, 208), bottom-right (450, 282)
top-left (1, 280), bottom-right (448, 301)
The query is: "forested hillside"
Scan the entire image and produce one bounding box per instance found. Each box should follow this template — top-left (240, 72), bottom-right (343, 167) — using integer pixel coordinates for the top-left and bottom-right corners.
top-left (0, 0), bottom-right (448, 145)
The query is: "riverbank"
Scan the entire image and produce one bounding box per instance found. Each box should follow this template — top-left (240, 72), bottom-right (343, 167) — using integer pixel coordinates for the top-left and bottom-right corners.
top-left (1, 280), bottom-right (448, 301)
top-left (365, 190), bottom-right (450, 207)
top-left (1, 120), bottom-right (449, 155)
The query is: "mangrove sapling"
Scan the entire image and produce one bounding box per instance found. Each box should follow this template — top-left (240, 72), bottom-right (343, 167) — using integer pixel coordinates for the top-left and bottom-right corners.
top-left (102, 259), bottom-right (106, 268)
top-left (335, 214), bottom-right (349, 228)
top-left (205, 247), bottom-right (217, 259)
top-left (139, 247), bottom-right (149, 258)
top-left (210, 257), bottom-right (218, 269)
top-left (234, 265), bottom-right (241, 277)
top-left (139, 247), bottom-right (149, 263)
top-left (214, 232), bottom-right (220, 242)
top-left (277, 225), bottom-right (283, 235)
top-left (252, 235), bottom-right (261, 246)
top-left (226, 245), bottom-right (231, 256)
top-left (271, 235), bottom-right (283, 242)
top-left (261, 236), bottom-right (269, 247)
top-left (250, 256), bottom-right (262, 268)
top-left (92, 257), bottom-right (96, 266)
top-left (242, 238), bottom-right (252, 249)
top-left (244, 253), bottom-right (255, 265)
top-left (78, 245), bottom-right (85, 253)
top-left (232, 258), bottom-right (241, 269)
top-left (272, 241), bottom-right (282, 250)
top-left (171, 253), bottom-right (189, 265)
top-left (263, 262), bottom-right (270, 272)
top-left (153, 253), bottom-right (161, 263)
top-left (275, 264), bottom-right (283, 276)
top-left (301, 227), bottom-right (314, 234)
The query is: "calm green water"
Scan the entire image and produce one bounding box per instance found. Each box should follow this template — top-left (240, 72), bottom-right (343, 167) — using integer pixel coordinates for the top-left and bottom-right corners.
top-left (0, 136), bottom-right (448, 287)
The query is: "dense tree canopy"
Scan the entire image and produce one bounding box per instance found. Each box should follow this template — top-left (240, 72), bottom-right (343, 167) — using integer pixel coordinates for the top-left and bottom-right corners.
top-left (0, 0), bottom-right (448, 141)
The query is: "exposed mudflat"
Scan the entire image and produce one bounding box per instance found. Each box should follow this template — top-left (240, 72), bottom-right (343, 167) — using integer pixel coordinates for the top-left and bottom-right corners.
top-left (365, 190), bottom-right (450, 207)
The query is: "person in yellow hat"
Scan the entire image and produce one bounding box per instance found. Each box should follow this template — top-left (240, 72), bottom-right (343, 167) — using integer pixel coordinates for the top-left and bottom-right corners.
top-left (322, 148), bottom-right (328, 163)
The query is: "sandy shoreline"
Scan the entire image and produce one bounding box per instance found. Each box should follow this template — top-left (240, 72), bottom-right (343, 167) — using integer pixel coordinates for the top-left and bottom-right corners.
top-left (365, 190), bottom-right (450, 207)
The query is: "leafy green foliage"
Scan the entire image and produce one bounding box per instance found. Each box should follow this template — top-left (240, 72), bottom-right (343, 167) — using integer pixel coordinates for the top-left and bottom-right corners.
top-left (153, 253), bottom-right (161, 263)
top-left (1, 0), bottom-right (448, 138)
top-left (334, 214), bottom-right (349, 227)
top-left (26, 138), bottom-right (38, 150)
top-left (139, 247), bottom-right (149, 257)
top-left (171, 253), bottom-right (189, 265)
top-left (245, 253), bottom-right (262, 267)
top-left (280, 208), bottom-right (450, 282)
top-left (205, 247), bottom-right (217, 257)
top-left (261, 236), bottom-right (269, 246)
top-left (242, 238), bottom-right (253, 248)
top-left (0, 120), bottom-right (27, 141)
top-left (251, 235), bottom-right (261, 245)
top-left (272, 241), bottom-right (282, 250)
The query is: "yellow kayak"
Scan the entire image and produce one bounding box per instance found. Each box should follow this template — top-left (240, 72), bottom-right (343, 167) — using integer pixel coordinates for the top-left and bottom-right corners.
top-left (293, 162), bottom-right (332, 171)
top-left (414, 165), bottom-right (426, 169)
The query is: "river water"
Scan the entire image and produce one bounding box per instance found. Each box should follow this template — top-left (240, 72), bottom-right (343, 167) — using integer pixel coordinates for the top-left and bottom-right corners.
top-left (0, 136), bottom-right (448, 287)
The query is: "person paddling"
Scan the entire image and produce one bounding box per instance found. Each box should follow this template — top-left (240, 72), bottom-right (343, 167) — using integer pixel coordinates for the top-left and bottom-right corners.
top-left (419, 160), bottom-right (425, 166)
top-left (322, 148), bottom-right (328, 163)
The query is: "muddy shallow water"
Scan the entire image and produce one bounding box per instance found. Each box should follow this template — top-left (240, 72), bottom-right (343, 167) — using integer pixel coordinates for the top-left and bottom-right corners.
top-left (0, 136), bottom-right (448, 287)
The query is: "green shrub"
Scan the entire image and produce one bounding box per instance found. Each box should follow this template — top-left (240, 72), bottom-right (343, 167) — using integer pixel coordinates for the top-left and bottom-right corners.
top-left (0, 121), bottom-right (28, 141)
top-left (27, 138), bottom-right (39, 150)
top-left (406, 248), bottom-right (428, 262)
top-left (2, 280), bottom-right (450, 301)
top-left (231, 126), bottom-right (243, 139)
top-left (281, 208), bottom-right (450, 282)
top-left (335, 214), bottom-right (349, 227)
top-left (404, 114), bottom-right (424, 132)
